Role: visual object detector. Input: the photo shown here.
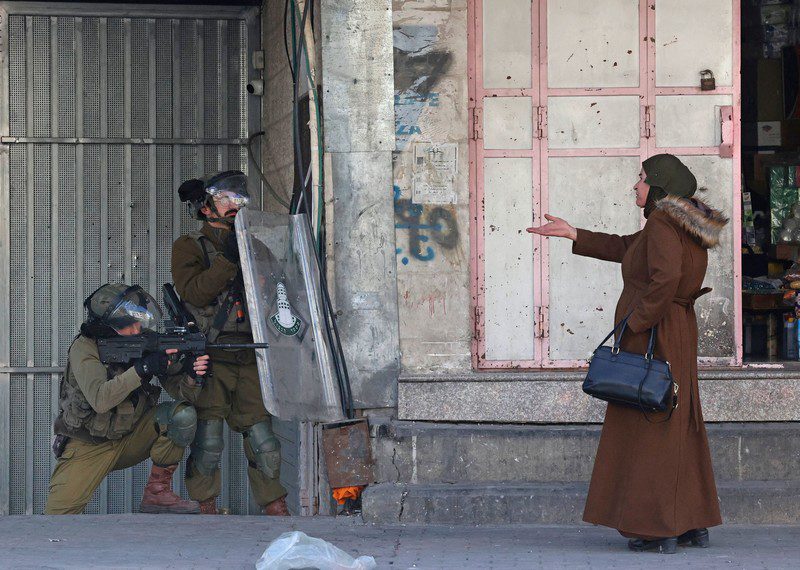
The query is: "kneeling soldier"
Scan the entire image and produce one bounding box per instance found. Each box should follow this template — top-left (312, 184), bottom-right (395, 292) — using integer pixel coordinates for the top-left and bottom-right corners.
top-left (44, 283), bottom-right (210, 515)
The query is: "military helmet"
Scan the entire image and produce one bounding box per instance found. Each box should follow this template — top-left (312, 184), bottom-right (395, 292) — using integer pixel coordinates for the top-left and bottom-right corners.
top-left (84, 283), bottom-right (162, 331)
top-left (178, 170), bottom-right (250, 220)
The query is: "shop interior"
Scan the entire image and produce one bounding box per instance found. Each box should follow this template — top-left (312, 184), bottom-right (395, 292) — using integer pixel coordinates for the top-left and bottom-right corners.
top-left (742, 0), bottom-right (800, 362)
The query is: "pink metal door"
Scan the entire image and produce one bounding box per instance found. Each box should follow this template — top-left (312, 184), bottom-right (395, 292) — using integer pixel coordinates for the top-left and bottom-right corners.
top-left (470, 0), bottom-right (741, 369)
top-left (471, 0), bottom-right (542, 368)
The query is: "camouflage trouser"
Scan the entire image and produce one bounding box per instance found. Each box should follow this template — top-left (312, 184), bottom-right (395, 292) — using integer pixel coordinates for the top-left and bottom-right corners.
top-left (44, 405), bottom-right (185, 515)
top-left (184, 347), bottom-right (286, 506)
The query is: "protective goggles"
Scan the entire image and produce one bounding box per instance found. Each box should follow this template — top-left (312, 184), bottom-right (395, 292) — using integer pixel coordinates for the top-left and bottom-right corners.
top-left (206, 173), bottom-right (250, 207)
top-left (105, 287), bottom-right (162, 331)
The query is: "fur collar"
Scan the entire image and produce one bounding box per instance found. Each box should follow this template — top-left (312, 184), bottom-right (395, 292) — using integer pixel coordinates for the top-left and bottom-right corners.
top-left (655, 195), bottom-right (728, 248)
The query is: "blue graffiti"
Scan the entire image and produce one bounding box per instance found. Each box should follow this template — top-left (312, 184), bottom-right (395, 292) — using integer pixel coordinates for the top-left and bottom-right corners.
top-left (393, 23), bottom-right (452, 150)
top-left (393, 185), bottom-right (458, 263)
top-left (394, 92), bottom-right (438, 143)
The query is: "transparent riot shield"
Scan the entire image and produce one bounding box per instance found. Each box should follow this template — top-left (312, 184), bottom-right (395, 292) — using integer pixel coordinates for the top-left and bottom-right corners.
top-left (236, 210), bottom-right (345, 422)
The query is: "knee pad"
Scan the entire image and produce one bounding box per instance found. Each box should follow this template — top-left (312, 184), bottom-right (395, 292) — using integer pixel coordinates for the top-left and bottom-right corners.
top-left (244, 421), bottom-right (281, 479)
top-left (189, 419), bottom-right (224, 476)
top-left (154, 401), bottom-right (198, 447)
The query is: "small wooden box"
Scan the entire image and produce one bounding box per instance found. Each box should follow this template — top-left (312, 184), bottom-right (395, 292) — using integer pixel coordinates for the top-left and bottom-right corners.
top-left (772, 244), bottom-right (800, 261)
top-left (743, 292), bottom-right (784, 310)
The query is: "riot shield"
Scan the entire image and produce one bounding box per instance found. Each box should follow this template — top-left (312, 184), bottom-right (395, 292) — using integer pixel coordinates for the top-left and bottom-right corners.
top-left (236, 210), bottom-right (345, 422)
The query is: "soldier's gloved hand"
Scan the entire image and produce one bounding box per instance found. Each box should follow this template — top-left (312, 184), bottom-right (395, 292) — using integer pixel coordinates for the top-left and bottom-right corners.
top-left (183, 354), bottom-right (211, 387)
top-left (134, 351), bottom-right (170, 382)
top-left (222, 232), bottom-right (240, 264)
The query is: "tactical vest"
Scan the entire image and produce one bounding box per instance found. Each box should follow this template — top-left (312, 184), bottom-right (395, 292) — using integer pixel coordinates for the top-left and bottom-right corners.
top-left (54, 337), bottom-right (158, 443)
top-left (182, 230), bottom-right (252, 340)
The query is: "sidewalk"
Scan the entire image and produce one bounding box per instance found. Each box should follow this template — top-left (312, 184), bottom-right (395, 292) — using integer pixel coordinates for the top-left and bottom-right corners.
top-left (1, 515), bottom-right (798, 569)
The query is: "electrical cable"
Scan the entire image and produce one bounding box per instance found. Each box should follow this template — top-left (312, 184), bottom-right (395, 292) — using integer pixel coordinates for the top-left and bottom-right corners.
top-left (288, 0), bottom-right (354, 418)
top-left (283, 0), bottom-right (295, 84)
top-left (247, 131), bottom-right (291, 210)
top-left (300, 42), bottom-right (324, 250)
top-left (290, 0), bottom-right (311, 216)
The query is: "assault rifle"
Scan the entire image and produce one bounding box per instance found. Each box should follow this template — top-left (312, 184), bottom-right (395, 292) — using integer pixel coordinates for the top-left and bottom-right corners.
top-left (96, 283), bottom-right (268, 387)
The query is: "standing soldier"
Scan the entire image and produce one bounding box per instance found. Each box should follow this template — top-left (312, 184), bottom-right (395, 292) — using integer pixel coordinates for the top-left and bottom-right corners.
top-left (45, 283), bottom-right (209, 515)
top-left (173, 170), bottom-right (289, 515)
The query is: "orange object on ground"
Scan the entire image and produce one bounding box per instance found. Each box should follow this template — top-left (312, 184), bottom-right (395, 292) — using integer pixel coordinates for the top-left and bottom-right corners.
top-left (332, 485), bottom-right (365, 505)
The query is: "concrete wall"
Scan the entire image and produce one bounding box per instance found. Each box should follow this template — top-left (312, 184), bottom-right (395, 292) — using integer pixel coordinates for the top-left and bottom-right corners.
top-left (393, 0), bottom-right (472, 374)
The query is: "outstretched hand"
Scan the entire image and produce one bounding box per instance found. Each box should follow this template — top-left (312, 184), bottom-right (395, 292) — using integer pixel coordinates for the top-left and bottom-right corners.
top-left (526, 214), bottom-right (577, 241)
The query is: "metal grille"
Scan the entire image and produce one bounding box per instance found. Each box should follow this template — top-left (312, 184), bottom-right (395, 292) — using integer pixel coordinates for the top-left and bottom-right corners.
top-left (57, 146), bottom-right (77, 365)
top-left (107, 19), bottom-right (124, 138)
top-left (130, 20), bottom-right (149, 139)
top-left (9, 16), bottom-right (26, 136)
top-left (0, 7), bottom-right (275, 516)
top-left (155, 20), bottom-right (172, 139)
top-left (226, 20), bottom-right (245, 139)
top-left (32, 17), bottom-right (51, 138)
top-left (9, 375), bottom-right (27, 514)
top-left (178, 20), bottom-right (197, 139)
top-left (83, 145), bottom-right (102, 296)
top-left (107, 144), bottom-right (125, 282)
top-left (155, 146), bottom-right (173, 295)
top-left (203, 21), bottom-right (220, 139)
top-left (32, 374), bottom-right (51, 514)
top-left (57, 18), bottom-right (76, 138)
top-left (33, 145), bottom-right (51, 367)
top-left (82, 18), bottom-right (101, 138)
top-left (131, 146), bottom-right (149, 289)
top-left (226, 430), bottom-right (250, 514)
top-left (9, 146), bottom-right (26, 367)
top-left (180, 144), bottom-right (200, 234)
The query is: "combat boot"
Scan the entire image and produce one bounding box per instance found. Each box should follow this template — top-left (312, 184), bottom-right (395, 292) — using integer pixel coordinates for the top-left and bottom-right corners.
top-left (139, 465), bottom-right (200, 514)
top-left (199, 497), bottom-right (218, 514)
top-left (263, 496), bottom-right (290, 516)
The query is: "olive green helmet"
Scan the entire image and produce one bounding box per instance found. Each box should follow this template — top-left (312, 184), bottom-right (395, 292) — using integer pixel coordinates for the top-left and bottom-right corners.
top-left (84, 283), bottom-right (162, 331)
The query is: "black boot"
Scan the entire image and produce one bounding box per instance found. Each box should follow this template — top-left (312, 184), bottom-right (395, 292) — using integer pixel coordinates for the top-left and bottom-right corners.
top-left (677, 528), bottom-right (709, 548)
top-left (628, 537), bottom-right (678, 554)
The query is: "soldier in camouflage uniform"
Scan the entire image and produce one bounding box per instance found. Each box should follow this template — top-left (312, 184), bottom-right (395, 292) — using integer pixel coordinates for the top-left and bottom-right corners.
top-left (173, 171), bottom-right (289, 515)
top-left (45, 283), bottom-right (209, 515)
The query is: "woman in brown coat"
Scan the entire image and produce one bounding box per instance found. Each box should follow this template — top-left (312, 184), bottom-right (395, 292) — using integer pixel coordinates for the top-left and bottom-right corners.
top-left (529, 154), bottom-right (727, 553)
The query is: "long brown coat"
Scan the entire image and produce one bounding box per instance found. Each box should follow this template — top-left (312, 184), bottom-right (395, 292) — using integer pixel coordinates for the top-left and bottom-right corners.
top-left (573, 195), bottom-right (726, 538)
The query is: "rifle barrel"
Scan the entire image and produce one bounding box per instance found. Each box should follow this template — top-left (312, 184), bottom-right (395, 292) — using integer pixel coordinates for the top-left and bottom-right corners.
top-left (207, 343), bottom-right (269, 349)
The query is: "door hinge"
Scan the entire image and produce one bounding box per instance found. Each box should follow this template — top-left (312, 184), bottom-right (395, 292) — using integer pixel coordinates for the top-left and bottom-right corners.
top-left (719, 105), bottom-right (733, 158)
top-left (534, 306), bottom-right (548, 339)
top-left (641, 105), bottom-right (654, 138)
top-left (471, 107), bottom-right (483, 140)
top-left (473, 305), bottom-right (482, 340)
top-left (536, 106), bottom-right (548, 140)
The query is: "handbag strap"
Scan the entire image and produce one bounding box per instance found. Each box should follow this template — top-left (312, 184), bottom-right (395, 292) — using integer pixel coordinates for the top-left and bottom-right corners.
top-left (597, 312), bottom-right (633, 351)
top-left (607, 314), bottom-right (657, 359)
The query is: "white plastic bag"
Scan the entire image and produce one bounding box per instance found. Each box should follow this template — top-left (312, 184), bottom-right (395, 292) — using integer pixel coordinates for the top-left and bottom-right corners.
top-left (255, 531), bottom-right (377, 570)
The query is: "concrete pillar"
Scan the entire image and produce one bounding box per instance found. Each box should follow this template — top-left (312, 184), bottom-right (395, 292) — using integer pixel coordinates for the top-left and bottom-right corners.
top-left (321, 0), bottom-right (400, 408)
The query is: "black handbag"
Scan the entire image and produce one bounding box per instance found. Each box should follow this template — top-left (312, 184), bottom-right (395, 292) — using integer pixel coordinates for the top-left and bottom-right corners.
top-left (583, 315), bottom-right (678, 420)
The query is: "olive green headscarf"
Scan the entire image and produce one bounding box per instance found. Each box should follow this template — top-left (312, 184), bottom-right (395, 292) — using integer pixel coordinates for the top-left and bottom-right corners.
top-left (642, 154), bottom-right (697, 217)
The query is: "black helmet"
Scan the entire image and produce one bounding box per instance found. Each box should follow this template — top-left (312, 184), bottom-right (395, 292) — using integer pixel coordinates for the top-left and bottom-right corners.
top-left (178, 170), bottom-right (250, 221)
top-left (84, 283), bottom-right (162, 331)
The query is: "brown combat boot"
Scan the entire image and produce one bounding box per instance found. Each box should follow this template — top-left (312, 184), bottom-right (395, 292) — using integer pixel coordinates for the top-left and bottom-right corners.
top-left (139, 464), bottom-right (200, 514)
top-left (199, 497), bottom-right (218, 515)
top-left (263, 496), bottom-right (290, 516)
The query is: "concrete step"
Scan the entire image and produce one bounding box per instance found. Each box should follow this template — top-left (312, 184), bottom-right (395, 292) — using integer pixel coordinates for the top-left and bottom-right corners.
top-left (373, 422), bottom-right (800, 484)
top-left (361, 481), bottom-right (800, 525)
